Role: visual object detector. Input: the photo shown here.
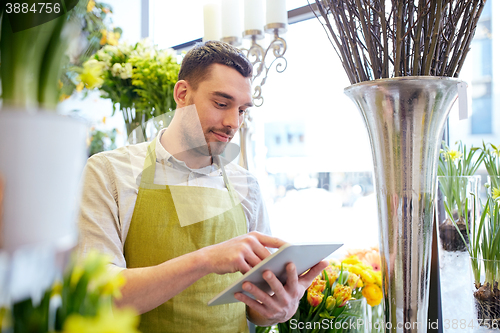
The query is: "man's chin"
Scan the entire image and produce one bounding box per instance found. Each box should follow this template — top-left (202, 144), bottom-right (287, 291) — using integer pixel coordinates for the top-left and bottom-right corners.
top-left (208, 141), bottom-right (228, 156)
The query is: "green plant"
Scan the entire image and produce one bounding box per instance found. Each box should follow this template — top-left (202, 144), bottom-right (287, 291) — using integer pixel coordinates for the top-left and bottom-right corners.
top-left (0, 1), bottom-right (79, 110)
top-left (60, 0), bottom-right (123, 100)
top-left (0, 251), bottom-right (140, 332)
top-left (88, 128), bottom-right (117, 156)
top-left (481, 142), bottom-right (500, 191)
top-left (438, 141), bottom-right (483, 221)
top-left (77, 39), bottom-right (180, 139)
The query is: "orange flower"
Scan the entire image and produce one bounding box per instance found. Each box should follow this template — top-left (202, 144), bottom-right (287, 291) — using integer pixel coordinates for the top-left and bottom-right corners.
top-left (307, 288), bottom-right (324, 307)
top-left (333, 284), bottom-right (352, 307)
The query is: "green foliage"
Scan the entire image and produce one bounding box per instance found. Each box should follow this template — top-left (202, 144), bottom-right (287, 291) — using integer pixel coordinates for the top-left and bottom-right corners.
top-left (481, 142), bottom-right (500, 190)
top-left (79, 39), bottom-right (180, 138)
top-left (88, 128), bottom-right (117, 156)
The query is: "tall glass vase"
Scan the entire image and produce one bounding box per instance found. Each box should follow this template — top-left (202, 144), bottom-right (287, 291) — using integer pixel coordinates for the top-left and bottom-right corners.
top-left (344, 77), bottom-right (463, 332)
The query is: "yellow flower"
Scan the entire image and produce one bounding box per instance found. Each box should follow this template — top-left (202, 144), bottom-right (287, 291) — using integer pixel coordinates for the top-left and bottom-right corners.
top-left (76, 82), bottom-right (84, 92)
top-left (333, 284), bottom-right (352, 307)
top-left (59, 93), bottom-right (70, 102)
top-left (493, 188), bottom-right (500, 200)
top-left (51, 281), bottom-right (63, 296)
top-left (362, 283), bottom-right (383, 307)
top-left (307, 288), bottom-right (324, 307)
top-left (325, 295), bottom-right (336, 311)
top-left (58, 80), bottom-right (63, 89)
top-left (102, 116), bottom-right (107, 124)
top-left (87, 0), bottom-right (95, 12)
top-left (100, 30), bottom-right (120, 46)
top-left (347, 272), bottom-right (361, 289)
top-left (79, 60), bottom-right (104, 90)
top-left (62, 307), bottom-right (140, 333)
top-left (447, 150), bottom-right (462, 162)
top-left (342, 255), bottom-right (362, 266)
top-left (323, 265), bottom-right (339, 285)
top-left (70, 265), bottom-right (84, 288)
top-left (96, 271), bottom-right (126, 299)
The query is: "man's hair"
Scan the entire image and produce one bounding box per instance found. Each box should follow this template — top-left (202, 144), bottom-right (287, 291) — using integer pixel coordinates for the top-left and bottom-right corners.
top-left (178, 41), bottom-right (253, 90)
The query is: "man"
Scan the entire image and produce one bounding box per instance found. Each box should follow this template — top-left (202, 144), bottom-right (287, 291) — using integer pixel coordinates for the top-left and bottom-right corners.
top-left (78, 41), bottom-right (327, 332)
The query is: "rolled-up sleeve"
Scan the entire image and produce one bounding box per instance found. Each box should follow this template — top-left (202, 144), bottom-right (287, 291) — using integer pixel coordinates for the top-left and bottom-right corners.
top-left (77, 154), bottom-right (126, 271)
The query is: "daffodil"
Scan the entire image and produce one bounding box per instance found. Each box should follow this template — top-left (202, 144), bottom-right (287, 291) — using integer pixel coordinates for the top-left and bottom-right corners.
top-left (447, 150), bottom-right (462, 162)
top-left (493, 187), bottom-right (500, 200)
top-left (62, 307), bottom-right (140, 333)
top-left (79, 60), bottom-right (105, 90)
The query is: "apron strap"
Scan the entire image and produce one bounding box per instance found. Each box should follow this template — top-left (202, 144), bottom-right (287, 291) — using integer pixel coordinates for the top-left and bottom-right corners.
top-left (216, 156), bottom-right (239, 207)
top-left (141, 140), bottom-right (157, 185)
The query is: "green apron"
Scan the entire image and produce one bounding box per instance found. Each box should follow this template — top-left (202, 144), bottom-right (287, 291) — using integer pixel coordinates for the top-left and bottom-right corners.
top-left (124, 140), bottom-right (249, 333)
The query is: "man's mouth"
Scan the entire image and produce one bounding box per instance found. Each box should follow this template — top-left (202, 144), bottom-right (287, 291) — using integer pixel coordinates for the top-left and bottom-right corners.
top-left (211, 131), bottom-right (231, 142)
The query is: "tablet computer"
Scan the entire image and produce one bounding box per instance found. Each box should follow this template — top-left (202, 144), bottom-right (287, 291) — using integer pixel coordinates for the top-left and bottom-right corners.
top-left (207, 242), bottom-right (342, 306)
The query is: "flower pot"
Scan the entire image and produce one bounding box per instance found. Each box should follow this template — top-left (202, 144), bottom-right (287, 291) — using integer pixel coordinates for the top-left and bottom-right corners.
top-left (470, 257), bottom-right (500, 329)
top-left (437, 176), bottom-right (480, 252)
top-left (0, 110), bottom-right (87, 302)
top-left (436, 176), bottom-right (479, 331)
top-left (344, 77), bottom-right (462, 332)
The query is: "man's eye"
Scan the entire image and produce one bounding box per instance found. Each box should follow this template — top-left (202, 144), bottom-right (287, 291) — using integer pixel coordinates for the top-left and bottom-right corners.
top-left (239, 109), bottom-right (247, 115)
top-left (215, 102), bottom-right (226, 108)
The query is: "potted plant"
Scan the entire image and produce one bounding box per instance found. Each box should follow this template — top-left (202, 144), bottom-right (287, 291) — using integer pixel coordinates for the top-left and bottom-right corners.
top-left (437, 141), bottom-right (483, 251)
top-left (77, 39), bottom-right (181, 143)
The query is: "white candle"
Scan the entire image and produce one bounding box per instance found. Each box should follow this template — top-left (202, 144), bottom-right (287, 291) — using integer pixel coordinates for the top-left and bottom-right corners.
top-left (244, 0), bottom-right (265, 32)
top-left (266, 0), bottom-right (287, 25)
top-left (203, 2), bottom-right (222, 42)
top-left (221, 0), bottom-right (243, 38)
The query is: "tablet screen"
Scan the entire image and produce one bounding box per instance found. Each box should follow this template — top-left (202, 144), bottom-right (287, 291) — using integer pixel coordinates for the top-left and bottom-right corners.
top-left (208, 242), bottom-right (342, 306)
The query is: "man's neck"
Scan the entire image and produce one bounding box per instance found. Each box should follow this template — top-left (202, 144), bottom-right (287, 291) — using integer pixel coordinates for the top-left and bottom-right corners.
top-left (160, 128), bottom-right (212, 169)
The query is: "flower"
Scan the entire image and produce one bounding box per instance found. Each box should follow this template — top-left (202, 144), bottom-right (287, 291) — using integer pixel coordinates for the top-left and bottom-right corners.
top-left (362, 283), bottom-right (383, 307)
top-left (79, 60), bottom-right (105, 89)
top-left (447, 150), bottom-right (463, 162)
top-left (307, 288), bottom-right (324, 307)
top-left (87, 0), bottom-right (95, 12)
top-left (62, 307), bottom-right (140, 333)
top-left (111, 63), bottom-right (123, 77)
top-left (333, 284), bottom-right (352, 307)
top-left (363, 251), bottom-right (381, 272)
top-left (493, 188), bottom-right (500, 200)
top-left (100, 30), bottom-right (120, 46)
top-left (76, 82), bottom-right (84, 92)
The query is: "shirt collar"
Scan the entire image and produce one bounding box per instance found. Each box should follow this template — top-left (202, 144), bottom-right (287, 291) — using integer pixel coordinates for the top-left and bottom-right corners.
top-left (155, 128), bottom-right (219, 175)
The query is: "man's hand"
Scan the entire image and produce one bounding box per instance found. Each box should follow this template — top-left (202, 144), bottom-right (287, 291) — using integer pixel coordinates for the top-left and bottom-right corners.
top-left (201, 231), bottom-right (286, 275)
top-left (235, 260), bottom-right (329, 326)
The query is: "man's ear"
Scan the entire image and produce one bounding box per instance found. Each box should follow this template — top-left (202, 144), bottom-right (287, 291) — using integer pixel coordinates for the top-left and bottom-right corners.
top-left (173, 80), bottom-right (189, 107)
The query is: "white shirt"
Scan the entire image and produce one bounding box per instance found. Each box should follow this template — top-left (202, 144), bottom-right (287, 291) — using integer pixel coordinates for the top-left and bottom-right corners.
top-left (77, 128), bottom-right (271, 271)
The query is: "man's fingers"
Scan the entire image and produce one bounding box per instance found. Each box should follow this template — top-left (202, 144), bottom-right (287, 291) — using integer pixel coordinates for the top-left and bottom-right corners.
top-left (299, 260), bottom-right (329, 286)
top-left (244, 251), bottom-right (264, 269)
top-left (262, 270), bottom-right (286, 299)
top-left (250, 232), bottom-right (287, 250)
top-left (284, 263), bottom-right (299, 292)
top-left (234, 291), bottom-right (266, 314)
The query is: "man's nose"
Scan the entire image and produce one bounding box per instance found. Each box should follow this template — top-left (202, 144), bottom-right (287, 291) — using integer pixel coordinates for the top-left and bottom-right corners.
top-left (222, 108), bottom-right (241, 129)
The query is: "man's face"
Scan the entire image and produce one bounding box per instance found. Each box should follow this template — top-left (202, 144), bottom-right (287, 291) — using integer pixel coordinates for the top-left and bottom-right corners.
top-left (185, 63), bottom-right (253, 157)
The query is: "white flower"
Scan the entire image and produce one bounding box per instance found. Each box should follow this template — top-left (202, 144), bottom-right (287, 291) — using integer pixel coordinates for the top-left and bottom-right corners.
top-left (120, 63), bottom-right (133, 79)
top-left (96, 50), bottom-right (112, 69)
top-left (111, 63), bottom-right (122, 77)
